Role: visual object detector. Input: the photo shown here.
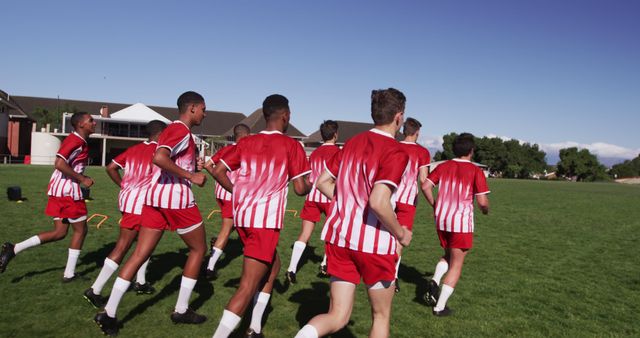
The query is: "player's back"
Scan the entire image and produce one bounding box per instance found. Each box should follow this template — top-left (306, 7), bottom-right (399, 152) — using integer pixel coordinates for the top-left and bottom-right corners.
top-left (114, 141), bottom-right (157, 214)
top-left (396, 141), bottom-right (431, 205)
top-left (307, 144), bottom-right (340, 203)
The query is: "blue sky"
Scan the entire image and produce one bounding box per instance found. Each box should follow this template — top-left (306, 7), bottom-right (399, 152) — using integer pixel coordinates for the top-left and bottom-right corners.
top-left (3, 0), bottom-right (639, 161)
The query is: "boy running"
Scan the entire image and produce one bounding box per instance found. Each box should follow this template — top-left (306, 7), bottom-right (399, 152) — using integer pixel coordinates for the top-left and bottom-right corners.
top-left (203, 123), bottom-right (250, 279)
top-left (393, 117), bottom-right (430, 292)
top-left (94, 91), bottom-right (209, 335)
top-left (295, 88), bottom-right (411, 338)
top-left (83, 120), bottom-right (166, 308)
top-left (0, 112), bottom-right (96, 281)
top-left (422, 132), bottom-right (490, 316)
top-left (211, 94), bottom-right (311, 338)
top-left (285, 120), bottom-right (339, 283)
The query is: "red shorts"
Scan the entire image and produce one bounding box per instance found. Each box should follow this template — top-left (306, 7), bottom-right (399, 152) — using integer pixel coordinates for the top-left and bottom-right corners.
top-left (141, 205), bottom-right (203, 232)
top-left (216, 198), bottom-right (233, 219)
top-left (395, 202), bottom-right (416, 230)
top-left (120, 212), bottom-right (143, 231)
top-left (300, 200), bottom-right (331, 223)
top-left (236, 227), bottom-right (280, 264)
top-left (325, 243), bottom-right (397, 285)
top-left (45, 196), bottom-right (87, 220)
top-left (437, 230), bottom-right (473, 249)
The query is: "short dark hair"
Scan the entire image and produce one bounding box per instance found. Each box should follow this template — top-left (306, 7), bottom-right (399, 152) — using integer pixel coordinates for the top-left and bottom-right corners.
top-left (403, 117), bottom-right (422, 137)
top-left (145, 120), bottom-right (167, 137)
top-left (262, 94), bottom-right (289, 121)
top-left (320, 120), bottom-right (338, 141)
top-left (177, 91), bottom-right (205, 113)
top-left (233, 123), bottom-right (250, 138)
top-left (371, 88), bottom-right (406, 125)
top-left (453, 133), bottom-right (476, 157)
top-left (70, 112), bottom-right (90, 128)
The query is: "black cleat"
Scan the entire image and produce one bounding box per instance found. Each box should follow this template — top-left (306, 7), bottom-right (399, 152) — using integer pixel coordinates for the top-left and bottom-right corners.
top-left (94, 311), bottom-right (119, 336)
top-left (318, 264), bottom-right (328, 277)
top-left (246, 328), bottom-right (265, 338)
top-left (424, 280), bottom-right (440, 306)
top-left (62, 274), bottom-right (78, 283)
top-left (170, 308), bottom-right (207, 324)
top-left (432, 306), bottom-right (453, 317)
top-left (84, 288), bottom-right (107, 308)
top-left (0, 242), bottom-right (16, 273)
top-left (132, 282), bottom-right (155, 295)
top-left (394, 279), bottom-right (400, 293)
top-left (205, 268), bottom-right (218, 280)
top-left (285, 271), bottom-right (297, 284)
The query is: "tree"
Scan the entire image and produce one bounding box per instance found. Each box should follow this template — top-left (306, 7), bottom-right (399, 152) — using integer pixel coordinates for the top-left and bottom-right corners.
top-left (609, 154), bottom-right (640, 178)
top-left (30, 103), bottom-right (78, 131)
top-left (557, 147), bottom-right (608, 181)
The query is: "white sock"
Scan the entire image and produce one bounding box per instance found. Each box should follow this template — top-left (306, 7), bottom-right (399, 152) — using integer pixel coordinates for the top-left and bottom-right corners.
top-left (136, 258), bottom-right (150, 285)
top-left (207, 247), bottom-right (223, 270)
top-left (249, 292), bottom-right (271, 333)
top-left (63, 248), bottom-right (81, 278)
top-left (175, 276), bottom-right (197, 313)
top-left (288, 241), bottom-right (306, 273)
top-left (104, 277), bottom-right (131, 318)
top-left (321, 254), bottom-right (327, 266)
top-left (14, 235), bottom-right (41, 254)
top-left (91, 258), bottom-right (119, 294)
top-left (434, 284), bottom-right (454, 311)
top-left (432, 260), bottom-right (449, 285)
top-left (212, 309), bottom-right (241, 338)
top-left (395, 255), bottom-right (402, 279)
top-left (295, 324), bottom-right (319, 338)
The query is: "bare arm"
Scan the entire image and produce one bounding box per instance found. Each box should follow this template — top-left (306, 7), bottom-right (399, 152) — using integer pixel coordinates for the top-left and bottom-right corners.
top-left (369, 183), bottom-right (412, 247)
top-left (211, 162), bottom-right (233, 193)
top-left (55, 157), bottom-right (94, 187)
top-left (153, 148), bottom-right (207, 187)
top-left (292, 174), bottom-right (312, 196)
top-left (476, 194), bottom-right (490, 215)
top-left (105, 162), bottom-right (122, 186)
top-left (418, 166), bottom-right (429, 186)
top-left (421, 179), bottom-right (435, 208)
top-left (316, 170), bottom-right (336, 199)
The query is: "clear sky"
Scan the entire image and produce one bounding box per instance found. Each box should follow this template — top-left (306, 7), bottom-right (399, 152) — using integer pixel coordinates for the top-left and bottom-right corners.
top-left (3, 0), bottom-right (639, 161)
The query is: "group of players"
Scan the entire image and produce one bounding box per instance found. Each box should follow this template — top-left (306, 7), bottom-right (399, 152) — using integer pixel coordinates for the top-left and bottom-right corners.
top-left (0, 88), bottom-right (490, 338)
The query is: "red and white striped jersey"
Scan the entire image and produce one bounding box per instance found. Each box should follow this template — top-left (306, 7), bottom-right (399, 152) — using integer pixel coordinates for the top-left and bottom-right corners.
top-left (212, 144), bottom-right (237, 201)
top-left (146, 121), bottom-right (197, 209)
top-left (306, 143), bottom-right (340, 203)
top-left (220, 130), bottom-right (311, 229)
top-left (47, 132), bottom-right (89, 201)
top-left (395, 141), bottom-right (431, 206)
top-left (426, 159), bottom-right (490, 233)
top-left (112, 141), bottom-right (157, 215)
top-left (321, 129), bottom-right (409, 255)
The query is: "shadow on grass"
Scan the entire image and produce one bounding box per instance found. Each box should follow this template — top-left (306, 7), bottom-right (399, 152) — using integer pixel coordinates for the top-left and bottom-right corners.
top-left (288, 282), bottom-right (356, 338)
top-left (295, 244), bottom-right (324, 274)
top-left (11, 266), bottom-right (65, 283)
top-left (208, 237), bottom-right (244, 272)
top-left (397, 263), bottom-right (433, 305)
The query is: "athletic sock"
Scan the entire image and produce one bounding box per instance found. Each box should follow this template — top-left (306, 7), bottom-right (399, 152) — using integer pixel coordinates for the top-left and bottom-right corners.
top-left (92, 258), bottom-right (119, 294)
top-left (433, 284), bottom-right (454, 312)
top-left (288, 241), bottom-right (306, 273)
top-left (14, 235), bottom-right (41, 255)
top-left (136, 258), bottom-right (150, 285)
top-left (249, 292), bottom-right (271, 333)
top-left (432, 260), bottom-right (449, 285)
top-left (175, 276), bottom-right (197, 313)
top-left (321, 254), bottom-right (327, 266)
top-left (395, 255), bottom-right (402, 279)
top-left (104, 277), bottom-right (131, 317)
top-left (63, 248), bottom-right (81, 278)
top-left (295, 324), bottom-right (319, 338)
top-left (212, 309), bottom-right (241, 338)
top-left (207, 247), bottom-right (223, 270)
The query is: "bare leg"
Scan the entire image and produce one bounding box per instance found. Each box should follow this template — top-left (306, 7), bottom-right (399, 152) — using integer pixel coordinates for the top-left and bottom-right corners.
top-left (441, 248), bottom-right (468, 288)
top-left (107, 228), bottom-right (139, 264)
top-left (226, 257), bottom-right (271, 315)
top-left (118, 227), bottom-right (163, 281)
top-left (212, 218), bottom-right (234, 250)
top-left (297, 220), bottom-right (315, 243)
top-left (36, 219), bottom-right (70, 244)
top-left (179, 224), bottom-right (207, 279)
top-left (305, 280), bottom-right (356, 336)
top-left (367, 284), bottom-right (395, 338)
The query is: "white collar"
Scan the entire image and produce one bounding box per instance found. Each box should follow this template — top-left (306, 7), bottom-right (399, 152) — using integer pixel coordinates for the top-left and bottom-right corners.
top-left (72, 131), bottom-right (87, 144)
top-left (259, 130), bottom-right (283, 135)
top-left (452, 158), bottom-right (471, 163)
top-left (369, 128), bottom-right (394, 139)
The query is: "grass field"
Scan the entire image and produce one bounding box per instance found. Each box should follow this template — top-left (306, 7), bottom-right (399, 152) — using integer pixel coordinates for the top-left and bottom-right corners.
top-left (0, 165), bottom-right (639, 337)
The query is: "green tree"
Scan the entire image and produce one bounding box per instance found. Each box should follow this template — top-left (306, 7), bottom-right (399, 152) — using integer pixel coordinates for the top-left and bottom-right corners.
top-left (557, 147), bottom-right (608, 181)
top-left (30, 103), bottom-right (78, 131)
top-left (609, 154), bottom-right (640, 178)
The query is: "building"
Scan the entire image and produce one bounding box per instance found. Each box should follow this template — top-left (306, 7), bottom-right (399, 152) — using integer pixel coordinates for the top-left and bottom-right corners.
top-left (0, 91), bottom-right (34, 162)
top-left (304, 120), bottom-right (374, 147)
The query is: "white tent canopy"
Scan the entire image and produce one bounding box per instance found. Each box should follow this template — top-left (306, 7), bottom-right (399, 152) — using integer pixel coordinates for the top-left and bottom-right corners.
top-left (109, 103), bottom-right (171, 123)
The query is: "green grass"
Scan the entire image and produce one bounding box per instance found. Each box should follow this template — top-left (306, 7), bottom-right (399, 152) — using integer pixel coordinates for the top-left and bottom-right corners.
top-left (0, 165), bottom-right (639, 337)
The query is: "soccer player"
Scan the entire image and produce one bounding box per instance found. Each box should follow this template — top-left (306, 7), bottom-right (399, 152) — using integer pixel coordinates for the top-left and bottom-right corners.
top-left (285, 120), bottom-right (339, 284)
top-left (421, 132), bottom-right (490, 316)
top-left (83, 120), bottom-right (167, 308)
top-left (211, 94), bottom-right (311, 338)
top-left (295, 88), bottom-right (412, 338)
top-left (0, 112), bottom-right (96, 281)
top-left (203, 123), bottom-right (250, 279)
top-left (393, 117), bottom-right (431, 293)
top-left (94, 91), bottom-right (209, 335)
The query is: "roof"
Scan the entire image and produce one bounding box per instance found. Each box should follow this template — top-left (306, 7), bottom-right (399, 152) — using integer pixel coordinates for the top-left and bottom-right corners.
top-left (222, 108), bottom-right (306, 139)
top-left (0, 90), bottom-right (29, 118)
top-left (10, 95), bottom-right (246, 136)
top-left (305, 120), bottom-right (374, 144)
top-left (110, 103), bottom-right (171, 123)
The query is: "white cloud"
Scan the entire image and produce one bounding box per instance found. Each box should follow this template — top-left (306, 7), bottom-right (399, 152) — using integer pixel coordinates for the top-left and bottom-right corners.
top-left (418, 135), bottom-right (443, 149)
top-left (541, 141), bottom-right (640, 159)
